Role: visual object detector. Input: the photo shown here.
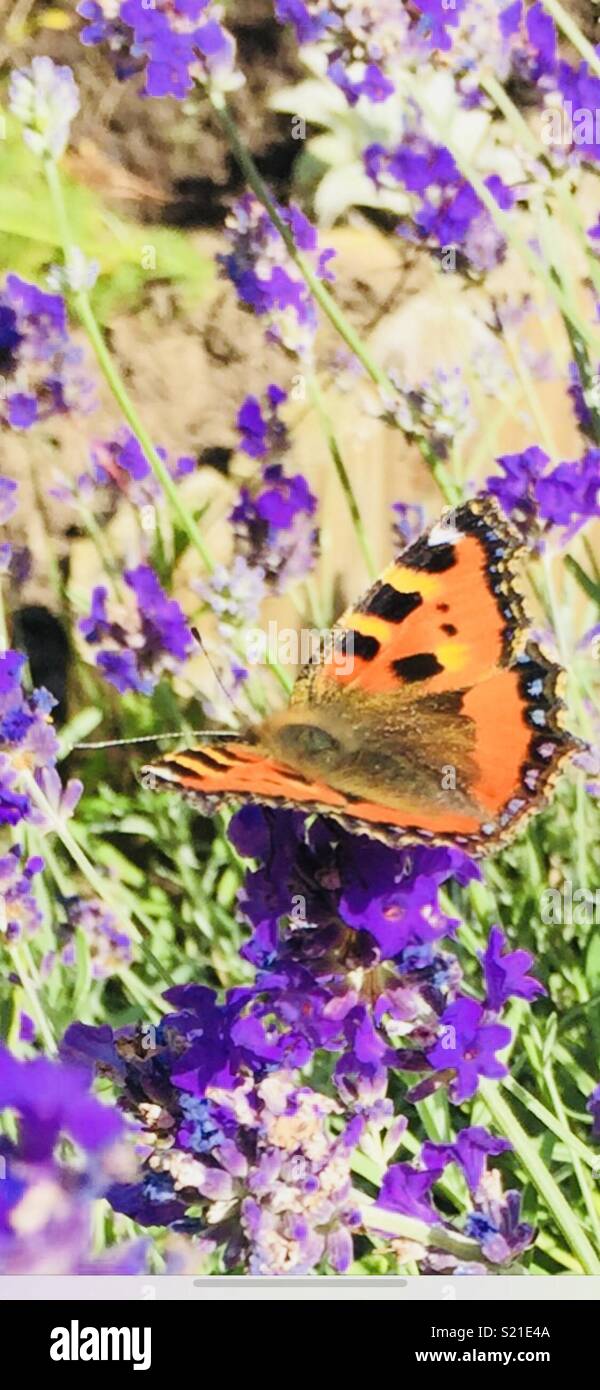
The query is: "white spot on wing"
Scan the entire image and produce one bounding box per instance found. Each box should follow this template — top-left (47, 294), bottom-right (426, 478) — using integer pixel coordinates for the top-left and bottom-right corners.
top-left (428, 521), bottom-right (463, 546)
top-left (140, 764), bottom-right (180, 786)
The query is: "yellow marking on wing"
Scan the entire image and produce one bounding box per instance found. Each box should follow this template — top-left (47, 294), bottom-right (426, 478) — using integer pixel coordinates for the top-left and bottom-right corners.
top-left (383, 565), bottom-right (442, 600)
top-left (346, 612), bottom-right (392, 644)
top-left (435, 640), bottom-right (470, 671)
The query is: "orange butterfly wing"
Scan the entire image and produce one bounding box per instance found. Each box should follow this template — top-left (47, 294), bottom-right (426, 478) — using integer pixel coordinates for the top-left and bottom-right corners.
top-left (312, 495), bottom-right (526, 696)
top-left (144, 498), bottom-right (576, 853)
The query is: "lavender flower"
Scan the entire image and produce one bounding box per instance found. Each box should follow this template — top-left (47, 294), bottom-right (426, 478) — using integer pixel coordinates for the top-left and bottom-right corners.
top-left (464, 1169), bottom-right (535, 1265)
top-left (64, 1015), bottom-right (362, 1274)
top-left (219, 195), bottom-right (335, 361)
top-left (421, 1126), bottom-right (512, 1193)
top-left (237, 385), bottom-right (289, 461)
top-left (555, 60), bottom-right (600, 163)
top-left (481, 926), bottom-right (545, 1013)
top-left (488, 445), bottom-right (600, 540)
top-left (536, 451), bottom-right (600, 538)
top-left (34, 766), bottom-right (83, 832)
top-left (375, 1133), bottom-right (534, 1270)
top-left (567, 361), bottom-right (600, 442)
top-left (274, 2), bottom-right (466, 104)
top-left (47, 247), bottom-right (100, 295)
top-left (79, 565), bottom-right (194, 694)
top-left (0, 275), bottom-right (91, 430)
top-left (0, 650), bottom-right (60, 827)
top-left (9, 57), bottom-right (80, 159)
top-left (0, 1048), bottom-right (142, 1274)
top-left (366, 137), bottom-right (511, 272)
top-left (195, 554), bottom-right (266, 637)
top-left (434, 0), bottom-right (557, 100)
top-left (232, 808), bottom-right (477, 965)
top-left (0, 478), bottom-right (19, 576)
top-left (487, 444), bottom-right (549, 526)
top-left (226, 808), bottom-right (484, 1114)
top-left (377, 1162), bottom-right (440, 1224)
top-left (18, 1012), bottom-right (36, 1044)
top-left (58, 804), bottom-right (523, 1275)
top-left (383, 367), bottom-right (474, 460)
top-left (0, 479), bottom-right (18, 524)
top-left (227, 389), bottom-right (318, 588)
top-left (0, 849), bottom-right (44, 941)
top-left (60, 898), bottom-right (134, 980)
top-left (426, 998), bottom-right (512, 1103)
top-left (71, 429), bottom-right (195, 513)
top-left (78, 1), bottom-right (243, 100)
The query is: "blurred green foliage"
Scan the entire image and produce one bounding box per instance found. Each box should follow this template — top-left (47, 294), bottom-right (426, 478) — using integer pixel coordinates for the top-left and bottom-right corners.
top-left (0, 113), bottom-right (213, 320)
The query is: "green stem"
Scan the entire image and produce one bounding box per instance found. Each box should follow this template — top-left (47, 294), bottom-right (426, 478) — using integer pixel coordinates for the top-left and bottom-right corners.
top-left (543, 1062), bottom-right (600, 1249)
top-left (501, 330), bottom-right (559, 460)
top-left (480, 70), bottom-right (545, 160)
top-left (24, 772), bottom-right (139, 934)
top-left (9, 942), bottom-right (57, 1054)
top-left (307, 376), bottom-right (376, 577)
top-left (479, 1078), bottom-right (600, 1273)
top-left (540, 0), bottom-right (600, 78)
top-left (22, 773), bottom-right (172, 991)
top-left (43, 157), bottom-right (213, 572)
top-left (563, 322), bottom-right (600, 447)
top-left (504, 1075), bottom-right (599, 1171)
top-left (402, 76), bottom-right (600, 357)
top-left (211, 95), bottom-right (392, 395)
top-left (77, 501), bottom-right (126, 598)
top-left (356, 1194), bottom-right (487, 1263)
top-left (211, 94), bottom-right (457, 506)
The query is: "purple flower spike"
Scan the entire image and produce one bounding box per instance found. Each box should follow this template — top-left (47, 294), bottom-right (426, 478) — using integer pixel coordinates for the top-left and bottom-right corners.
top-left (0, 1048), bottom-right (145, 1274)
top-left (365, 135), bottom-right (510, 271)
top-left (481, 926), bottom-right (545, 1013)
top-left (0, 275), bottom-right (92, 432)
top-left (219, 194), bottom-right (335, 360)
top-left (377, 1163), bottom-right (441, 1225)
top-left (427, 998), bottom-right (512, 1102)
top-left (80, 564), bottom-right (193, 694)
top-left (0, 1049), bottom-right (123, 1161)
top-left (76, 1), bottom-right (242, 99)
top-left (422, 1126), bottom-right (512, 1193)
top-left (229, 386), bottom-right (318, 589)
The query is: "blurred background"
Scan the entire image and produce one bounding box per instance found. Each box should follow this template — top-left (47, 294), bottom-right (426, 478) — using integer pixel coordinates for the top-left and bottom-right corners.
top-left (0, 0), bottom-right (596, 701)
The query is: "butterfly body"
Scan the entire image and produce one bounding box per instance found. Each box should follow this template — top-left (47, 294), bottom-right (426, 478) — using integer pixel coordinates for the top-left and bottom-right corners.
top-left (143, 497), bottom-right (577, 856)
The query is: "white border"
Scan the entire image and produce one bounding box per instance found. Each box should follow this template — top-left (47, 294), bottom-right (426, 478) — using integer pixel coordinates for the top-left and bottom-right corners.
top-left (1, 1276), bottom-right (598, 1300)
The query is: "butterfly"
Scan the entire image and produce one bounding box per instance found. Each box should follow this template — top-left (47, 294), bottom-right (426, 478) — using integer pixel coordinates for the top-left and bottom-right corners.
top-left (142, 495), bottom-right (577, 857)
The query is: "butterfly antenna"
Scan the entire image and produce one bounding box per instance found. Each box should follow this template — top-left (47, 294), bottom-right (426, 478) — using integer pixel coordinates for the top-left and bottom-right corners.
top-left (190, 624), bottom-right (246, 720)
top-left (74, 730), bottom-right (236, 750)
top-left (74, 630), bottom-right (246, 750)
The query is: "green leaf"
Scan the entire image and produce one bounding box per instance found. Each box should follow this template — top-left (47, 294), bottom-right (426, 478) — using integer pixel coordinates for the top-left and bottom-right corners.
top-left (0, 116), bottom-right (213, 321)
top-left (564, 554), bottom-right (600, 607)
top-left (480, 1080), bottom-right (600, 1273)
top-left (72, 928), bottom-right (93, 1020)
top-left (585, 933), bottom-right (600, 991)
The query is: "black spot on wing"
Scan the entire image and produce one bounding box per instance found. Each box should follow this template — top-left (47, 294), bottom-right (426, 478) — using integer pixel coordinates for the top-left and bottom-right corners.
top-left (392, 652), bottom-right (444, 682)
top-left (403, 538), bottom-right (457, 573)
top-left (362, 584), bottom-right (423, 622)
top-left (441, 623), bottom-right (457, 636)
top-left (348, 631), bottom-right (380, 661)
